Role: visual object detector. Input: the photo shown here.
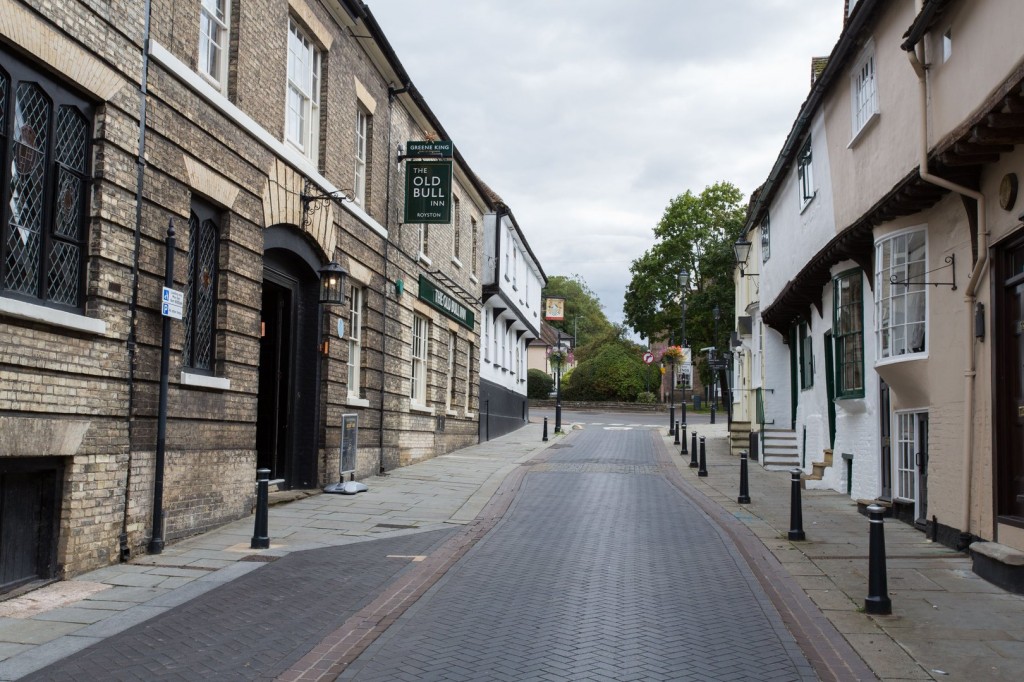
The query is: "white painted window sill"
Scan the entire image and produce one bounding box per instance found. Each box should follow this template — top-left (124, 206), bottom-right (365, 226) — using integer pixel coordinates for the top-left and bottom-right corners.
top-left (446, 409), bottom-right (459, 417)
top-left (410, 402), bottom-right (434, 415)
top-left (181, 371), bottom-right (231, 391)
top-left (0, 297), bottom-right (107, 336)
top-left (848, 111), bottom-right (879, 149)
top-left (451, 256), bottom-right (463, 269)
top-left (418, 253), bottom-right (432, 267)
top-left (464, 412), bottom-right (476, 419)
top-left (469, 274), bottom-right (479, 285)
top-left (346, 396), bottom-right (370, 408)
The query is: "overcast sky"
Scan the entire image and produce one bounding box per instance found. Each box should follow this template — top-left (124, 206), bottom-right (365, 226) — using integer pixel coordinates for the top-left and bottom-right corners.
top-left (368, 1), bottom-right (844, 330)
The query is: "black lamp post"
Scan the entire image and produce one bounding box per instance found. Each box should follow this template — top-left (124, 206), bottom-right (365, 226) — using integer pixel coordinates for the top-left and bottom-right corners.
top-left (554, 332), bottom-right (566, 433)
top-left (711, 304), bottom-right (720, 425)
top-left (679, 268), bottom-right (689, 407)
top-left (668, 330), bottom-right (675, 435)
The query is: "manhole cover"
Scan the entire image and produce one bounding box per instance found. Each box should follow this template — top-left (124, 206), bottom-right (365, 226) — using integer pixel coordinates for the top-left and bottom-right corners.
top-left (548, 444), bottom-right (574, 449)
top-left (239, 555), bottom-right (279, 563)
top-left (374, 523), bottom-right (418, 529)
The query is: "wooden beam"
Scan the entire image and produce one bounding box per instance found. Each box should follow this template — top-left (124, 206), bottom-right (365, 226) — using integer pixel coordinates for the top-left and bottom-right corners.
top-left (970, 126), bottom-right (1024, 145)
top-left (986, 112), bottom-right (1024, 129)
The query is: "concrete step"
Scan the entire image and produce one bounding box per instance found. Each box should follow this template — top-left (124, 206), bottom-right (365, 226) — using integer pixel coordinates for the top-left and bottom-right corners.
top-left (729, 422), bottom-right (752, 456)
top-left (761, 429), bottom-right (799, 470)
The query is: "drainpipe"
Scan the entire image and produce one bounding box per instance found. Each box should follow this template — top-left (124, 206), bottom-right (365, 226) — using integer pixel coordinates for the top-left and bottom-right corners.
top-left (379, 83), bottom-right (409, 475)
top-left (121, 0), bottom-right (154, 561)
top-left (906, 17), bottom-right (988, 541)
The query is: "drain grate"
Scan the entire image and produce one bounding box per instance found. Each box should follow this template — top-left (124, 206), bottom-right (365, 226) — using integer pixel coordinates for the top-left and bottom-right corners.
top-left (239, 555), bottom-right (279, 563)
top-left (547, 444), bottom-right (574, 449)
top-left (374, 523), bottom-right (418, 529)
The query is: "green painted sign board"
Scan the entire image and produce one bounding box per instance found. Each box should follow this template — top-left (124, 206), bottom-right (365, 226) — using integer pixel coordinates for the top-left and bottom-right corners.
top-left (406, 140), bottom-right (453, 158)
top-left (418, 275), bottom-right (475, 330)
top-left (404, 160), bottom-right (452, 224)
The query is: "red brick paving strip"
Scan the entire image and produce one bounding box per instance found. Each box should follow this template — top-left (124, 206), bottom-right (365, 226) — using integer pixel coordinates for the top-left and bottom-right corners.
top-left (654, 435), bottom-right (879, 682)
top-left (276, 434), bottom-right (573, 681)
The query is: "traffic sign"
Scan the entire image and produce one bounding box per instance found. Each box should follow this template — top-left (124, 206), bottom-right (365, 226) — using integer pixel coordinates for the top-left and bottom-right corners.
top-left (643, 352), bottom-right (654, 364)
top-left (161, 286), bottom-right (183, 320)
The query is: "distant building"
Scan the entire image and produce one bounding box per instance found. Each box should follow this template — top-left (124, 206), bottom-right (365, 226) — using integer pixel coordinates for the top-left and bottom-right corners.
top-left (479, 194), bottom-right (546, 438)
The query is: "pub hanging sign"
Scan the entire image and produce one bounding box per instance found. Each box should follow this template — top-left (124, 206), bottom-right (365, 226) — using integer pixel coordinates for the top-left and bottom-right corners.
top-left (419, 275), bottom-right (474, 329)
top-left (404, 160), bottom-right (452, 224)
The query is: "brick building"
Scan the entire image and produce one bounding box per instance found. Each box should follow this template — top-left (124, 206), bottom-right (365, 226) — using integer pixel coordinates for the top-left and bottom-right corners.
top-left (0, 0), bottom-right (528, 592)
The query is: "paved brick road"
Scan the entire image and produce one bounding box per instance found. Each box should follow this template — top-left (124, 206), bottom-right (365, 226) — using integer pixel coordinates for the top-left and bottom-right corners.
top-left (340, 428), bottom-right (817, 681)
top-left (21, 529), bottom-right (456, 681)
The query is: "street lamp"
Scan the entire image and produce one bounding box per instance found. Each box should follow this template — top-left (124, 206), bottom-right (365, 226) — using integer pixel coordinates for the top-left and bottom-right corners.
top-left (678, 269), bottom-right (689, 416)
top-left (733, 238), bottom-right (759, 278)
top-left (554, 331), bottom-right (566, 433)
top-left (668, 330), bottom-right (676, 435)
top-left (711, 304), bottom-right (720, 424)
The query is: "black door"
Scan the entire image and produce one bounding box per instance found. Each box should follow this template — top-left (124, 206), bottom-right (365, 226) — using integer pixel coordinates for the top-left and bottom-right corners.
top-left (0, 459), bottom-right (62, 594)
top-left (257, 251), bottom-right (321, 489)
top-left (916, 415), bottom-right (929, 528)
top-left (257, 277), bottom-right (293, 481)
top-left (879, 379), bottom-right (892, 501)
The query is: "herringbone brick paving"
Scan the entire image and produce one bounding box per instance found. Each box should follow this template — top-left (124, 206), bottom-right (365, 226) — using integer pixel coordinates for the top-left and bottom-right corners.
top-left (340, 428), bottom-right (816, 681)
top-left (20, 529), bottom-right (457, 681)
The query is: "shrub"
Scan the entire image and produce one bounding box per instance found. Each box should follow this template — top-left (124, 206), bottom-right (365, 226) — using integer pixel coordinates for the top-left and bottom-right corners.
top-left (527, 369), bottom-right (554, 399)
top-left (635, 391), bottom-right (657, 404)
top-left (563, 343), bottom-right (647, 401)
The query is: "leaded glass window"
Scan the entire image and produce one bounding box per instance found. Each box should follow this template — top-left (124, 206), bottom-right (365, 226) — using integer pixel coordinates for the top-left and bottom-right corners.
top-left (182, 203), bottom-right (220, 372)
top-left (1, 49), bottom-right (93, 310)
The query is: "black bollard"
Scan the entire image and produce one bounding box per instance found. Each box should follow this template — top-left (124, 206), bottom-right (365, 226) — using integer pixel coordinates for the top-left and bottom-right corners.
top-left (680, 423), bottom-right (688, 457)
top-left (749, 430), bottom-right (759, 462)
top-left (674, 421), bottom-right (680, 445)
top-left (864, 504), bottom-right (892, 614)
top-left (680, 401), bottom-right (687, 428)
top-left (251, 468), bottom-right (271, 550)
top-left (738, 450), bottom-right (751, 504)
top-left (788, 468), bottom-right (805, 541)
top-left (698, 436), bottom-right (708, 477)
top-left (543, 417), bottom-right (548, 442)
top-left (669, 405), bottom-right (676, 436)
top-left (689, 431), bottom-right (698, 468)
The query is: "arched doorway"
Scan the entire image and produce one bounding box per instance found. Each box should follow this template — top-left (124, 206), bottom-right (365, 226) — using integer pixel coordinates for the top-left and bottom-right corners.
top-left (257, 227), bottom-right (323, 489)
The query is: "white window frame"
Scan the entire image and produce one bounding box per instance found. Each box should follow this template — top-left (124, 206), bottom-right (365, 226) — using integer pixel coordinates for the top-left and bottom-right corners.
top-left (286, 19), bottom-right (321, 162)
top-left (512, 246), bottom-right (518, 289)
top-left (483, 314), bottom-right (490, 362)
top-left (797, 137), bottom-right (814, 209)
top-left (851, 41), bottom-right (879, 141)
top-left (452, 195), bottom-right (462, 264)
top-left (354, 106), bottom-right (369, 205)
top-left (446, 331), bottom-right (458, 411)
top-left (504, 230), bottom-right (511, 279)
top-left (875, 227), bottom-right (927, 361)
top-left (419, 224), bottom-right (430, 262)
top-left (347, 286), bottom-right (364, 399)
top-left (471, 218), bottom-right (478, 277)
top-left (894, 410), bottom-right (927, 504)
top-left (411, 313), bottom-right (428, 405)
top-left (199, 0), bottom-right (231, 91)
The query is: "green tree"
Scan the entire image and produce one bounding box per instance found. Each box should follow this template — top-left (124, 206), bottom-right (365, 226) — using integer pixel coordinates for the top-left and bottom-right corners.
top-left (541, 274), bottom-right (613, 362)
top-left (526, 369), bottom-right (554, 399)
top-left (623, 181), bottom-right (746, 384)
top-left (562, 333), bottom-right (661, 402)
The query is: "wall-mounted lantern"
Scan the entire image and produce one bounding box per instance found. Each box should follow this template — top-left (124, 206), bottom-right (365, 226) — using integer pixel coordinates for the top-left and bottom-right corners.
top-left (319, 261), bottom-right (347, 306)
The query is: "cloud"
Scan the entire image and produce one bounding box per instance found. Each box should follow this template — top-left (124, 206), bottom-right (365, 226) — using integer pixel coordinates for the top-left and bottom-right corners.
top-left (367, 0), bottom-right (843, 325)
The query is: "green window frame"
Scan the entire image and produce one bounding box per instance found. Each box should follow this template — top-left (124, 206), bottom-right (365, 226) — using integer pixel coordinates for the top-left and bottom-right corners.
top-left (833, 269), bottom-right (865, 398)
top-left (799, 322), bottom-right (813, 390)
